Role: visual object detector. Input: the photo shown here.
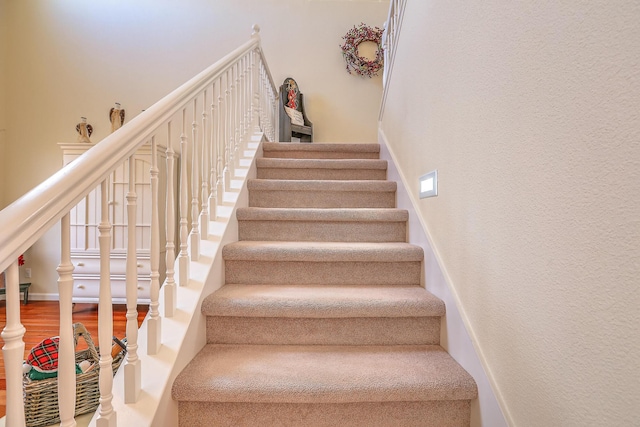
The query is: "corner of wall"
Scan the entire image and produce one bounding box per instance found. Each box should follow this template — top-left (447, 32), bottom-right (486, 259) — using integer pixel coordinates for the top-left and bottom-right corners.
top-left (378, 125), bottom-right (510, 427)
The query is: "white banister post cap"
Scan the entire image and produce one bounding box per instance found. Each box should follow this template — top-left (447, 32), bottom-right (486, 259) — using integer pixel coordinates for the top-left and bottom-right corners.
top-left (252, 24), bottom-right (260, 38)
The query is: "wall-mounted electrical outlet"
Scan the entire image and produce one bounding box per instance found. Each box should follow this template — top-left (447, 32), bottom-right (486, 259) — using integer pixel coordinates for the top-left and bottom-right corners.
top-left (24, 268), bottom-right (31, 278)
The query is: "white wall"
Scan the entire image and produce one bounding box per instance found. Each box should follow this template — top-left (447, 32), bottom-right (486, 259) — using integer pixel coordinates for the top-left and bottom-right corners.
top-left (0, 0), bottom-right (7, 207)
top-left (380, 1), bottom-right (640, 426)
top-left (1, 0), bottom-right (388, 296)
top-left (379, 134), bottom-right (508, 427)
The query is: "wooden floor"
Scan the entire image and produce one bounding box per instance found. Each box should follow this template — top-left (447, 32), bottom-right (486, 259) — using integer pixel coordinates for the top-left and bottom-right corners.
top-left (0, 300), bottom-right (148, 419)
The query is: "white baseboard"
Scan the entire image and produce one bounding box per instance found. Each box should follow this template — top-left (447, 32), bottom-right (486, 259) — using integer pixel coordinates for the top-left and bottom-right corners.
top-left (378, 127), bottom-right (508, 427)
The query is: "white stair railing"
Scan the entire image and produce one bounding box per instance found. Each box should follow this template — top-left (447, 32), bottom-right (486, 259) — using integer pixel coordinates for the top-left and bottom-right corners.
top-left (0, 25), bottom-right (276, 427)
top-left (380, 0), bottom-right (407, 120)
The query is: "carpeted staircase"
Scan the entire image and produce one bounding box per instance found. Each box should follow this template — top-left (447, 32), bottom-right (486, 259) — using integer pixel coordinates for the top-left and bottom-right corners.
top-left (172, 142), bottom-right (478, 426)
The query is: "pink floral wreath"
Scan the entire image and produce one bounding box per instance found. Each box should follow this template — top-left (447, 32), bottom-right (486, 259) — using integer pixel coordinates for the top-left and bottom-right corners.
top-left (340, 23), bottom-right (384, 78)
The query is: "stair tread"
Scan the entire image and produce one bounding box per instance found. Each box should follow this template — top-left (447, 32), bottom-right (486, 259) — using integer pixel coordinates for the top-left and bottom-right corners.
top-left (237, 207), bottom-right (408, 222)
top-left (222, 241), bottom-right (424, 262)
top-left (202, 284), bottom-right (444, 318)
top-left (248, 179), bottom-right (396, 191)
top-left (263, 142), bottom-right (380, 154)
top-left (256, 158), bottom-right (387, 170)
top-left (172, 344), bottom-right (477, 403)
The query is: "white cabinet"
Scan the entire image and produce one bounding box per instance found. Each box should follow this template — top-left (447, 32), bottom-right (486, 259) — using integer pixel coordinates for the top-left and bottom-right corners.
top-left (59, 142), bottom-right (172, 304)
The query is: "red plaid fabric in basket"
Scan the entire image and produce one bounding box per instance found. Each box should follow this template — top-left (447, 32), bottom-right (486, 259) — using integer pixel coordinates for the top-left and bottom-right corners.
top-left (26, 337), bottom-right (60, 373)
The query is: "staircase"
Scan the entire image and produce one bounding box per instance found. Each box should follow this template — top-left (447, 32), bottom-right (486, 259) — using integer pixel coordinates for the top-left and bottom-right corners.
top-left (172, 142), bottom-right (477, 426)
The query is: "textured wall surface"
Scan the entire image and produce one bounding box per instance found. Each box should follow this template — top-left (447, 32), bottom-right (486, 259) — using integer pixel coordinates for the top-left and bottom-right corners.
top-left (0, 0), bottom-right (388, 295)
top-left (1, 0), bottom-right (388, 205)
top-left (0, 0), bottom-right (7, 206)
top-left (381, 1), bottom-right (640, 426)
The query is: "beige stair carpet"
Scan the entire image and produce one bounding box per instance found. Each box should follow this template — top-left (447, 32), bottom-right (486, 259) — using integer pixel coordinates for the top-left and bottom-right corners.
top-left (173, 142), bottom-right (477, 427)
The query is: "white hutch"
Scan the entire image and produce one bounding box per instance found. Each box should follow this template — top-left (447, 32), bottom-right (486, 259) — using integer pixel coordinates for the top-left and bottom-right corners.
top-left (59, 142), bottom-right (173, 304)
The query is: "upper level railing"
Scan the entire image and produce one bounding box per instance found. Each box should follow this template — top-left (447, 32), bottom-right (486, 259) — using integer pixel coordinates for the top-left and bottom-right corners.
top-left (380, 0), bottom-right (407, 120)
top-left (0, 25), bottom-right (277, 427)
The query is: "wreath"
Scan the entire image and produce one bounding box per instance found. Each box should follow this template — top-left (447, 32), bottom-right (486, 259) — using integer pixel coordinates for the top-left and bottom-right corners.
top-left (340, 23), bottom-right (384, 78)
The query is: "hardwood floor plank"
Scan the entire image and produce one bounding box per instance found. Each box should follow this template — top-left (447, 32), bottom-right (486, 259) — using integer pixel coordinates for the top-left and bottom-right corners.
top-left (0, 300), bottom-right (148, 419)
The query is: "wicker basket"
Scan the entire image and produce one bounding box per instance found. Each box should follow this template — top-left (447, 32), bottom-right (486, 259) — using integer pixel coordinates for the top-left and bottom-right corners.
top-left (23, 323), bottom-right (126, 427)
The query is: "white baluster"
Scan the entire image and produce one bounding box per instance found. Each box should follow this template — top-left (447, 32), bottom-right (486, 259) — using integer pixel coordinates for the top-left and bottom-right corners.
top-left (97, 180), bottom-right (116, 427)
top-left (242, 55), bottom-right (248, 147)
top-left (236, 62), bottom-right (242, 162)
top-left (200, 92), bottom-right (210, 238)
top-left (382, 20), bottom-right (389, 86)
top-left (240, 55), bottom-right (246, 142)
top-left (179, 109), bottom-right (190, 286)
top-left (252, 50), bottom-right (261, 135)
top-left (224, 70), bottom-right (231, 192)
top-left (190, 99), bottom-right (201, 261)
top-left (216, 83), bottom-right (224, 203)
top-left (237, 59), bottom-right (244, 155)
top-left (229, 67), bottom-right (237, 182)
top-left (244, 53), bottom-right (251, 138)
top-left (263, 65), bottom-right (268, 134)
top-left (148, 136), bottom-right (161, 355)
top-left (58, 213), bottom-right (76, 427)
top-left (1, 262), bottom-right (26, 427)
top-left (164, 122), bottom-right (177, 316)
top-left (272, 85), bottom-right (277, 141)
top-left (208, 82), bottom-right (218, 221)
top-left (124, 156), bottom-right (141, 403)
top-left (246, 55), bottom-right (253, 139)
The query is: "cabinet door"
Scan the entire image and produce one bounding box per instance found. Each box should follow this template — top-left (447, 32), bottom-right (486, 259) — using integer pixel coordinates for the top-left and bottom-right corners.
top-left (110, 155), bottom-right (152, 252)
top-left (70, 187), bottom-right (100, 252)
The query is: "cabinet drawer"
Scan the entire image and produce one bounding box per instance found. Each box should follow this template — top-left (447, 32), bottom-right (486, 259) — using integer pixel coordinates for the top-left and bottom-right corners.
top-left (72, 276), bottom-right (150, 301)
top-left (72, 256), bottom-right (151, 276)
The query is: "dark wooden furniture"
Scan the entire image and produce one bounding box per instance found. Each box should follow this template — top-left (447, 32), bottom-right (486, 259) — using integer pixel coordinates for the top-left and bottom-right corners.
top-left (0, 281), bottom-right (31, 304)
top-left (278, 77), bottom-right (313, 142)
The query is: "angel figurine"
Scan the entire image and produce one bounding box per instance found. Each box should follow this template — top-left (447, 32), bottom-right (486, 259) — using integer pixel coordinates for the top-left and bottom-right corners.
top-left (76, 117), bottom-right (93, 143)
top-left (109, 102), bottom-right (125, 133)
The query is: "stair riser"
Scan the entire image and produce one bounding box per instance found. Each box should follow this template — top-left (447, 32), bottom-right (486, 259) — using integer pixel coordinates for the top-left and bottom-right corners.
top-left (178, 401), bottom-right (471, 427)
top-left (263, 151), bottom-right (379, 159)
top-left (207, 316), bottom-right (440, 345)
top-left (238, 220), bottom-right (407, 242)
top-left (249, 190), bottom-right (396, 208)
top-left (257, 168), bottom-right (386, 180)
top-left (224, 260), bottom-right (421, 285)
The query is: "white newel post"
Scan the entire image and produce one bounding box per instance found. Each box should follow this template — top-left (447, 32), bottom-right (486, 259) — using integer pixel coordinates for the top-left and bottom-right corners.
top-left (148, 136), bottom-right (161, 355)
top-left (124, 156), bottom-right (141, 404)
top-left (97, 180), bottom-right (116, 427)
top-left (190, 99), bottom-right (201, 261)
top-left (164, 122), bottom-right (177, 316)
top-left (2, 262), bottom-right (26, 427)
top-left (58, 213), bottom-right (77, 427)
top-left (200, 92), bottom-right (210, 239)
top-left (179, 109), bottom-right (190, 286)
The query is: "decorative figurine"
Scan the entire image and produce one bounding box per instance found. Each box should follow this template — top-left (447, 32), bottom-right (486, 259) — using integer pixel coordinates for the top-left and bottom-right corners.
top-left (76, 117), bottom-right (93, 143)
top-left (109, 102), bottom-right (125, 133)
